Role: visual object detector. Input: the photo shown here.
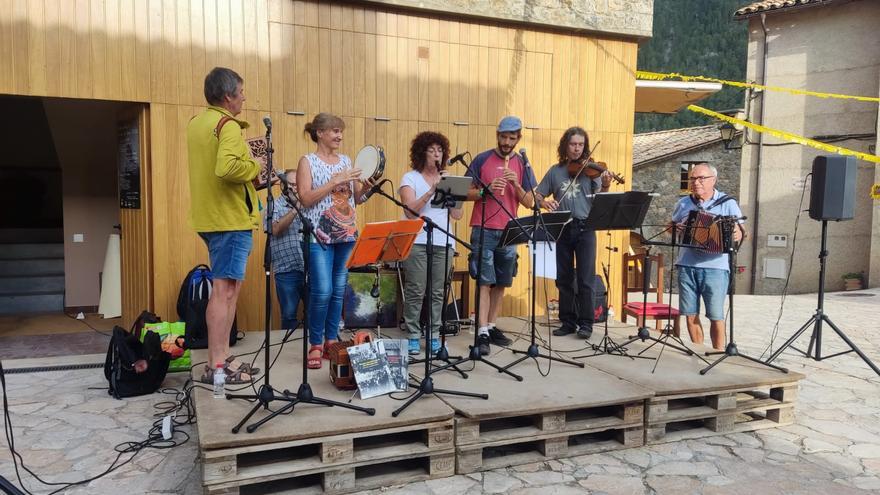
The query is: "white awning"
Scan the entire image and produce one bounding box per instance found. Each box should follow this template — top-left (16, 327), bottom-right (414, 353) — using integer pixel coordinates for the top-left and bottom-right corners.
top-left (635, 80), bottom-right (723, 114)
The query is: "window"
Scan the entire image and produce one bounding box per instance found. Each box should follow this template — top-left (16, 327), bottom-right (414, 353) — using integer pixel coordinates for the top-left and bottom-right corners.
top-left (680, 162), bottom-right (700, 194)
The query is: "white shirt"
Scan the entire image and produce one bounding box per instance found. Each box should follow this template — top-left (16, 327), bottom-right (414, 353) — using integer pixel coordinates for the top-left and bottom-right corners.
top-left (399, 170), bottom-right (455, 250)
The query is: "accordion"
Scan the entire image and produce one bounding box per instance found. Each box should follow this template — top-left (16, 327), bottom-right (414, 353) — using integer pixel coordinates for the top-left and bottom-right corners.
top-left (680, 210), bottom-right (738, 253)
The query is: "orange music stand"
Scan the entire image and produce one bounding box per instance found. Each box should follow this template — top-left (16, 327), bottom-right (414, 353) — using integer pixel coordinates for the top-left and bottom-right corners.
top-left (346, 219), bottom-right (424, 337)
top-left (347, 219), bottom-right (424, 268)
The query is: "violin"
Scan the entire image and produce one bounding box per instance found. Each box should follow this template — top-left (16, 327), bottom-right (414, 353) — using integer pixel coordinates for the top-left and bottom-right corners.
top-left (566, 159), bottom-right (625, 185)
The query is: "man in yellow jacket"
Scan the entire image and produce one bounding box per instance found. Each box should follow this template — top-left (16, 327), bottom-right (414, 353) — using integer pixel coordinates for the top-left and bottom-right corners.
top-left (187, 67), bottom-right (260, 384)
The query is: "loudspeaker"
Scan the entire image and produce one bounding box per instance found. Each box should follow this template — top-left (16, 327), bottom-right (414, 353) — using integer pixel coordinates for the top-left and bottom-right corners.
top-left (809, 155), bottom-right (856, 221)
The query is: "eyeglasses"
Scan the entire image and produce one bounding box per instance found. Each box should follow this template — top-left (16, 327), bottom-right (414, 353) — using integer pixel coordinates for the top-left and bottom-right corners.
top-left (689, 175), bottom-right (716, 183)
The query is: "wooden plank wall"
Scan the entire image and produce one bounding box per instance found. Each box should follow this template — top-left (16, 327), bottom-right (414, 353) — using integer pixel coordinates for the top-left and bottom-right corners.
top-left (0, 0), bottom-right (637, 329)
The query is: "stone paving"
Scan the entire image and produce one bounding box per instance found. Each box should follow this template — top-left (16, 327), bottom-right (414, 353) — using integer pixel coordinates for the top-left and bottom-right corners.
top-left (1, 289), bottom-right (879, 494)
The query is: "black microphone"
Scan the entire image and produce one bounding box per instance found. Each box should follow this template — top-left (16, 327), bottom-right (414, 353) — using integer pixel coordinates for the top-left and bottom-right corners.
top-left (447, 151), bottom-right (467, 166)
top-left (360, 178), bottom-right (390, 202)
top-left (519, 148), bottom-right (530, 167)
top-left (262, 115), bottom-right (272, 131)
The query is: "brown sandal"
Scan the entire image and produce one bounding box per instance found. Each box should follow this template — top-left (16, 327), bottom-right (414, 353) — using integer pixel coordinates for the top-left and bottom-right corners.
top-left (308, 345), bottom-right (323, 369)
top-left (225, 355), bottom-right (260, 376)
top-left (322, 340), bottom-right (338, 360)
top-left (199, 364), bottom-right (254, 385)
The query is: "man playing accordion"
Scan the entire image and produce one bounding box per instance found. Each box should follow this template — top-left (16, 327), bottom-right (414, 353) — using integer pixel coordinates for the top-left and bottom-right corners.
top-left (672, 162), bottom-right (746, 350)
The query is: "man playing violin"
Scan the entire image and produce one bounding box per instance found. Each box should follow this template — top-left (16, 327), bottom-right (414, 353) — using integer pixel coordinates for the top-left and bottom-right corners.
top-left (536, 127), bottom-right (612, 339)
top-left (672, 162), bottom-right (745, 350)
top-left (267, 169), bottom-right (305, 334)
top-left (465, 116), bottom-right (537, 355)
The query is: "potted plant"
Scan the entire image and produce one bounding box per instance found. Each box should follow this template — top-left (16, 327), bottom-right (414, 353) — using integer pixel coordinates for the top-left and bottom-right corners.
top-left (842, 272), bottom-right (864, 291)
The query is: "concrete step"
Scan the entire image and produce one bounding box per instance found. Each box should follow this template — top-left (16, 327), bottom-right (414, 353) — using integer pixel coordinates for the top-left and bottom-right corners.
top-left (0, 243), bottom-right (64, 260)
top-left (0, 292), bottom-right (64, 314)
top-left (0, 228), bottom-right (64, 244)
top-left (0, 274), bottom-right (65, 293)
top-left (0, 259), bottom-right (65, 276)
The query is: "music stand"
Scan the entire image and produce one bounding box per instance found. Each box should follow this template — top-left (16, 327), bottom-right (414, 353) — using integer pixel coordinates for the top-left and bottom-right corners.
top-left (570, 192), bottom-right (669, 361)
top-left (431, 175), bottom-right (471, 209)
top-left (497, 211), bottom-right (584, 372)
top-left (347, 220), bottom-right (423, 340)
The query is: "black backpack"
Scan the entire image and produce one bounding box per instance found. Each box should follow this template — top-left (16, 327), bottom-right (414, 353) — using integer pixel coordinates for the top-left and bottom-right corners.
top-left (104, 311), bottom-right (170, 399)
top-left (176, 264), bottom-right (239, 349)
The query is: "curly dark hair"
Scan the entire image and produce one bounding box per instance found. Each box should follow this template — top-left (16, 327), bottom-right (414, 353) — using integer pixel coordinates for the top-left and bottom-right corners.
top-left (409, 131), bottom-right (450, 172)
top-left (556, 127), bottom-right (590, 165)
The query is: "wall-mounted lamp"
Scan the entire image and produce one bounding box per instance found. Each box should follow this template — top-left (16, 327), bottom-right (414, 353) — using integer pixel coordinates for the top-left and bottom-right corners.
top-left (719, 122), bottom-right (742, 150)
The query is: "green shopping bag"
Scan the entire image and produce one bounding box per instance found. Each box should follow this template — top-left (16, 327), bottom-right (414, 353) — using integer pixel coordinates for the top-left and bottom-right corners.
top-left (142, 321), bottom-right (191, 373)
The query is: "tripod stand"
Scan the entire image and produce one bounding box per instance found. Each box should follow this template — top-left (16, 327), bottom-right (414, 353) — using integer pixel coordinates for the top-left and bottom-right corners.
top-left (764, 220), bottom-right (879, 376)
top-left (227, 127), bottom-right (374, 433)
top-left (499, 210), bottom-right (583, 372)
top-left (700, 220), bottom-right (787, 375)
top-left (366, 185), bottom-right (488, 417)
top-left (629, 227), bottom-right (710, 371)
top-left (410, 190), bottom-right (468, 379)
top-left (432, 160), bottom-right (534, 382)
top-left (576, 233), bottom-right (652, 360)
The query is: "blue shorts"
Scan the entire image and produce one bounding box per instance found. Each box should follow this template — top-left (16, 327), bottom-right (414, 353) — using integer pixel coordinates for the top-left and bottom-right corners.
top-left (468, 227), bottom-right (518, 287)
top-left (677, 266), bottom-right (728, 321)
top-left (199, 230), bottom-right (253, 280)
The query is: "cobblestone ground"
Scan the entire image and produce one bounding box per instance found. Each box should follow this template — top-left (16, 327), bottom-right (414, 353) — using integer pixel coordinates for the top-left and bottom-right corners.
top-left (1, 289), bottom-right (879, 494)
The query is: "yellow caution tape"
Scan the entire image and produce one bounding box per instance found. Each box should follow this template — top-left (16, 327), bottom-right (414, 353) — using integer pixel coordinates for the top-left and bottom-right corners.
top-left (687, 105), bottom-right (880, 164)
top-left (872, 184), bottom-right (880, 199)
top-left (638, 70), bottom-right (880, 103)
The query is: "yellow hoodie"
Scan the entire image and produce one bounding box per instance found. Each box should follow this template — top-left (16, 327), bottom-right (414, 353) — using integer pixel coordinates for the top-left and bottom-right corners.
top-left (187, 106), bottom-right (261, 232)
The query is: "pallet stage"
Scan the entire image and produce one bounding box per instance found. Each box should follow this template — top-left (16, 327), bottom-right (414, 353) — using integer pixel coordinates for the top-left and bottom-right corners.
top-left (428, 326), bottom-right (651, 474)
top-left (191, 332), bottom-right (456, 495)
top-left (191, 319), bottom-right (804, 494)
top-left (532, 319), bottom-right (805, 444)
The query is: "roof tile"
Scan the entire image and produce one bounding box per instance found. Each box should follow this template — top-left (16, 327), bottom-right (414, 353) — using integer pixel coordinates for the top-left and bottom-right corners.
top-left (633, 125), bottom-right (726, 166)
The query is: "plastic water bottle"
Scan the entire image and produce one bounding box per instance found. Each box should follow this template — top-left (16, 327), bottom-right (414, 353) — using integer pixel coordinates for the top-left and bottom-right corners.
top-left (213, 364), bottom-right (226, 399)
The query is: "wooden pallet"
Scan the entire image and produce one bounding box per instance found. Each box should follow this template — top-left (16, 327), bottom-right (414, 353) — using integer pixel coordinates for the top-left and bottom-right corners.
top-left (455, 401), bottom-right (644, 474)
top-left (646, 382), bottom-right (798, 443)
top-left (202, 418), bottom-right (455, 495)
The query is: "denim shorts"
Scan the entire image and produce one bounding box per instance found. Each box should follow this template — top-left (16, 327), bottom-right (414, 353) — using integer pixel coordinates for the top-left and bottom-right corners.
top-left (677, 266), bottom-right (729, 321)
top-left (199, 230), bottom-right (253, 280)
top-left (468, 227), bottom-right (518, 287)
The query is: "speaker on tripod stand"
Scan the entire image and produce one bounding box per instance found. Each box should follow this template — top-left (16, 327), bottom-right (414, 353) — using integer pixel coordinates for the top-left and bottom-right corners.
top-left (765, 155), bottom-right (879, 376)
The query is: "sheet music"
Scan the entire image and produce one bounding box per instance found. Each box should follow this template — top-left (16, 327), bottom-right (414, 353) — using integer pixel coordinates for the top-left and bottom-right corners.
top-left (532, 241), bottom-right (557, 279)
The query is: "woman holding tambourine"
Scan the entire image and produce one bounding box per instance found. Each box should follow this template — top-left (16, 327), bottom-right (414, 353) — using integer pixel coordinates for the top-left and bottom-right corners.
top-left (398, 131), bottom-right (463, 356)
top-left (296, 113), bottom-right (378, 369)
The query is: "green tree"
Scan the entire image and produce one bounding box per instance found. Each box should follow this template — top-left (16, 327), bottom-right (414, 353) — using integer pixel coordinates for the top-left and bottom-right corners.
top-left (636, 0), bottom-right (749, 132)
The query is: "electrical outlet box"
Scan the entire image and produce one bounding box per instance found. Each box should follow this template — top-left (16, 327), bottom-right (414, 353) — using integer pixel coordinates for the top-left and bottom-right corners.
top-left (763, 258), bottom-right (787, 279)
top-left (73, 233), bottom-right (84, 243)
top-left (767, 234), bottom-right (788, 248)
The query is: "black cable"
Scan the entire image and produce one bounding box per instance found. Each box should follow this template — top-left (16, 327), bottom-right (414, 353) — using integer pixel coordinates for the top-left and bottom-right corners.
top-left (759, 173), bottom-right (812, 359)
top-left (2, 360), bottom-right (197, 495)
top-left (63, 312), bottom-right (112, 337)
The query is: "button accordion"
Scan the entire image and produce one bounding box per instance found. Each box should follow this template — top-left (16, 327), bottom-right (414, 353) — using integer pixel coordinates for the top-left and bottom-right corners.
top-left (680, 210), bottom-right (738, 253)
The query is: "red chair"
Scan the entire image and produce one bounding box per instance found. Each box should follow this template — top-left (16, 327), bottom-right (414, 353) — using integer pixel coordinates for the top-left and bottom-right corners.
top-left (622, 252), bottom-right (680, 336)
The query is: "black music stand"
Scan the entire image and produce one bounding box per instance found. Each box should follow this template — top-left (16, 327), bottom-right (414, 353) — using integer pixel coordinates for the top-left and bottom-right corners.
top-left (700, 217), bottom-right (787, 375)
top-left (498, 212), bottom-right (584, 372)
top-left (572, 192), bottom-right (675, 361)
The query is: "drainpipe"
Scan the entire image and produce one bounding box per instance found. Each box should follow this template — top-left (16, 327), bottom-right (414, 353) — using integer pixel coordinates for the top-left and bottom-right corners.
top-left (749, 13), bottom-right (770, 293)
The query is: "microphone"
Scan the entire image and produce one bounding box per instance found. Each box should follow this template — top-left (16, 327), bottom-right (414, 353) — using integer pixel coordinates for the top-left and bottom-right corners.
top-left (447, 151), bottom-right (467, 167)
top-left (262, 115), bottom-right (272, 131)
top-left (519, 148), bottom-right (530, 166)
top-left (360, 178), bottom-right (390, 202)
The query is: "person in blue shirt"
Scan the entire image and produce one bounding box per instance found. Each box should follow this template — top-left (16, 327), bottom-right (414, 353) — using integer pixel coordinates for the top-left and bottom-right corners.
top-left (672, 163), bottom-right (746, 350)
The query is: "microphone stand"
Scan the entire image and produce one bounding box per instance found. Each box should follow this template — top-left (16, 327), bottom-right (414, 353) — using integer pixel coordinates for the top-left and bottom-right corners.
top-left (500, 155), bottom-right (583, 372)
top-left (227, 126), bottom-right (375, 433)
top-left (366, 181), bottom-right (488, 417)
top-left (432, 154), bottom-right (535, 382)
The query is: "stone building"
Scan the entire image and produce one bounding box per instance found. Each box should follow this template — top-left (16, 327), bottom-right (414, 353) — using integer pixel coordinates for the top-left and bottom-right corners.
top-left (735, 0), bottom-right (880, 294)
top-left (632, 125), bottom-right (742, 287)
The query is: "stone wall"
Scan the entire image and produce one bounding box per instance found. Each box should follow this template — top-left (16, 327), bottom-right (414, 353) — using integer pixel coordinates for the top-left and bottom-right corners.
top-left (358, 0), bottom-right (654, 39)
top-left (632, 142), bottom-right (742, 289)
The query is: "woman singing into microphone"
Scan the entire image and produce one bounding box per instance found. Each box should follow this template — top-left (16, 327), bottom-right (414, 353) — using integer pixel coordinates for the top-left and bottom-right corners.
top-left (399, 131), bottom-right (462, 355)
top-left (296, 113), bottom-right (374, 369)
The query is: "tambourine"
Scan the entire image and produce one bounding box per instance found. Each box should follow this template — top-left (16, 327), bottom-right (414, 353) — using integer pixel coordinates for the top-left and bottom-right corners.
top-left (354, 145), bottom-right (385, 182)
